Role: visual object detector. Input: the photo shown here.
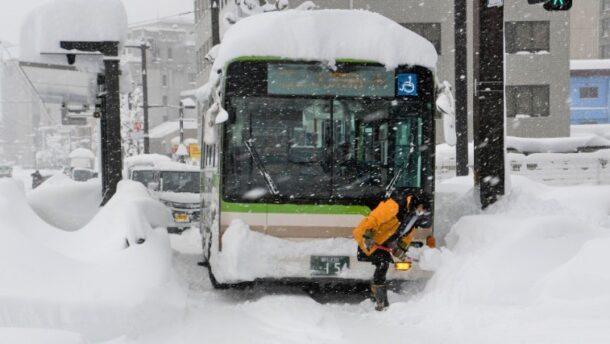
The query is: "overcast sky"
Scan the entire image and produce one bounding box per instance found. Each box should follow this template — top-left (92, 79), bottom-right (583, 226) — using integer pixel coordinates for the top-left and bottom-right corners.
top-left (0, 0), bottom-right (193, 52)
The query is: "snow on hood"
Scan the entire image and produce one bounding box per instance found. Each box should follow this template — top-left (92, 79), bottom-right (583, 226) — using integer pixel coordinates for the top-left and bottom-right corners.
top-left (212, 9), bottom-right (438, 73)
top-left (157, 192), bottom-right (200, 204)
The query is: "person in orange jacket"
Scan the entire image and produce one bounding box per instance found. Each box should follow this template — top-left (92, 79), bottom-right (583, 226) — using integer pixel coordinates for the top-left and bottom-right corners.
top-left (353, 190), bottom-right (431, 311)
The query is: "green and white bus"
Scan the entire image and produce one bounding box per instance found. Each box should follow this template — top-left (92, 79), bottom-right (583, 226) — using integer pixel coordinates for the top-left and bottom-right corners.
top-left (198, 10), bottom-right (452, 287)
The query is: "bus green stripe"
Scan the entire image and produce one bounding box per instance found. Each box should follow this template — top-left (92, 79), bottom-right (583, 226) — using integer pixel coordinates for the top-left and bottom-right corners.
top-left (221, 201), bottom-right (370, 215)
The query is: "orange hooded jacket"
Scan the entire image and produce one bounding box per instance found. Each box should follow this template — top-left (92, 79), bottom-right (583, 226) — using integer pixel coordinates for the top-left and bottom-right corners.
top-left (352, 198), bottom-right (416, 256)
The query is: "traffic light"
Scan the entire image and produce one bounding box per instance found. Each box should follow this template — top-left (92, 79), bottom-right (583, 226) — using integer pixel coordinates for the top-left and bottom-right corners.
top-left (544, 0), bottom-right (571, 11)
top-left (527, 0), bottom-right (572, 11)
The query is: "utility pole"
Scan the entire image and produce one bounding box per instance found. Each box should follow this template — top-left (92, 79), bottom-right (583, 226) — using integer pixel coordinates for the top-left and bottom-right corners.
top-left (473, 0), bottom-right (505, 208)
top-left (454, 0), bottom-right (469, 176)
top-left (211, 0), bottom-right (221, 45)
top-left (125, 43), bottom-right (150, 153)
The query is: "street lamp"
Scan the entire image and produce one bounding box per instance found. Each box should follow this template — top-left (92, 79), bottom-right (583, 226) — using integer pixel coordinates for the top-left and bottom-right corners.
top-left (125, 42), bottom-right (151, 153)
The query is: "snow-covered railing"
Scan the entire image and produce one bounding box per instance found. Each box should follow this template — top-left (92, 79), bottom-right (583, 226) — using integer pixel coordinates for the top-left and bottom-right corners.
top-left (436, 150), bottom-right (610, 186)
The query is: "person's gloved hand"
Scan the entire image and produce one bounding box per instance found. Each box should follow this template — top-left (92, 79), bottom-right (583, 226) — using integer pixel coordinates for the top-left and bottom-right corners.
top-left (392, 242), bottom-right (409, 260)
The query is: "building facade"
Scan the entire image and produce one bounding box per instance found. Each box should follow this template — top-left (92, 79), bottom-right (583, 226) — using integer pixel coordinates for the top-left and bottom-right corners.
top-left (124, 18), bottom-right (197, 129)
top-left (570, 0), bottom-right (600, 59)
top-left (192, 0), bottom-right (571, 140)
top-left (570, 59), bottom-right (610, 124)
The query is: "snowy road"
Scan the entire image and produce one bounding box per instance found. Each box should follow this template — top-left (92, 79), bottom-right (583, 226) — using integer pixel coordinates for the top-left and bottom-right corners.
top-left (116, 230), bottom-right (429, 344)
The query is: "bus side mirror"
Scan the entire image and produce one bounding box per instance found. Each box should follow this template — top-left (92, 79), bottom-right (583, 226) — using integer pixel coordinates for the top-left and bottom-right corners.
top-left (215, 107), bottom-right (229, 124)
top-left (436, 81), bottom-right (456, 147)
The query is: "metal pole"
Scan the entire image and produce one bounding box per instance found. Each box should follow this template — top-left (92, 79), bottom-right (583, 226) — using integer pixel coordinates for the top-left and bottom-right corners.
top-left (141, 44), bottom-right (150, 154)
top-left (101, 58), bottom-right (123, 205)
top-left (179, 104), bottom-right (184, 146)
top-left (211, 0), bottom-right (220, 46)
top-left (454, 0), bottom-right (469, 176)
top-left (473, 0), bottom-right (505, 209)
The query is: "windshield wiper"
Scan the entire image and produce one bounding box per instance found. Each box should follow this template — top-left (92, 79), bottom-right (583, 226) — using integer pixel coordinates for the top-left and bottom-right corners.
top-left (244, 139), bottom-right (280, 196)
top-left (385, 124), bottom-right (417, 198)
top-left (385, 166), bottom-right (406, 198)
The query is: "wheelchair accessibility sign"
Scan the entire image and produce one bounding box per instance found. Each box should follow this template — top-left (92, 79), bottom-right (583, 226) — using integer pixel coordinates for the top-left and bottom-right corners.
top-left (397, 73), bottom-right (418, 96)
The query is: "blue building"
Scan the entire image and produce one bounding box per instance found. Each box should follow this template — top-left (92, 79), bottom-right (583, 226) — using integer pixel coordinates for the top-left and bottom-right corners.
top-left (570, 59), bottom-right (610, 124)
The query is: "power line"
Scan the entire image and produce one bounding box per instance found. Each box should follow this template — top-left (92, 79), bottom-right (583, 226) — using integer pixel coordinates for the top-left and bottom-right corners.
top-left (128, 11), bottom-right (195, 27)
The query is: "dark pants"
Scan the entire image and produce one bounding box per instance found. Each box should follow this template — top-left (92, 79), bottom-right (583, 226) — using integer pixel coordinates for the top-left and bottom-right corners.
top-left (370, 249), bottom-right (393, 284)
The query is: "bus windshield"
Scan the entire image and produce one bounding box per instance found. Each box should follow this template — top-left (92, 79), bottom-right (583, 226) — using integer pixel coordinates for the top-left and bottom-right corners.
top-left (223, 97), bottom-right (423, 203)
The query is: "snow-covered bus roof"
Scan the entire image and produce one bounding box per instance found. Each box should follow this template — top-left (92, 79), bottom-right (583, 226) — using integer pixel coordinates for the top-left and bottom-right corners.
top-left (212, 9), bottom-right (438, 73)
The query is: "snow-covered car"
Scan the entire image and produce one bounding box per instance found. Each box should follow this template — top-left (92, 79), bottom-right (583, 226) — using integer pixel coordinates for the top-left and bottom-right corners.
top-left (125, 157), bottom-right (201, 233)
top-left (0, 165), bottom-right (12, 178)
top-left (153, 162), bottom-right (201, 233)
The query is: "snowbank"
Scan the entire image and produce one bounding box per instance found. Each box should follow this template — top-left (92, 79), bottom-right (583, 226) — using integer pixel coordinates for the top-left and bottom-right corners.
top-left (0, 178), bottom-right (183, 341)
top-left (213, 9), bottom-right (437, 73)
top-left (0, 328), bottom-right (85, 344)
top-left (385, 176), bottom-right (610, 343)
top-left (28, 173), bottom-right (101, 231)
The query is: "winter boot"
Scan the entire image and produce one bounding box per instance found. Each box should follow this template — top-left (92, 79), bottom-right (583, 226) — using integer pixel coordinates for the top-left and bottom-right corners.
top-left (370, 284), bottom-right (389, 311)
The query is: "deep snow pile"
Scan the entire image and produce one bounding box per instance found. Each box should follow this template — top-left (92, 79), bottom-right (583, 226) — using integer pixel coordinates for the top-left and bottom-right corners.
top-left (384, 176), bottom-right (610, 343)
top-left (28, 173), bottom-right (102, 231)
top-left (0, 179), bottom-right (184, 341)
top-left (213, 9), bottom-right (437, 72)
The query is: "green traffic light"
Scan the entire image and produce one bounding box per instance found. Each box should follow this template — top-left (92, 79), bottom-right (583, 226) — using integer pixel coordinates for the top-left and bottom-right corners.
top-left (544, 0), bottom-right (571, 11)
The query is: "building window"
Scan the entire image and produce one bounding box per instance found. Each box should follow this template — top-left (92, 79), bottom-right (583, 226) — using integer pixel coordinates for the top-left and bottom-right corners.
top-left (400, 23), bottom-right (442, 55)
top-left (580, 87), bottom-right (599, 99)
top-left (167, 47), bottom-right (173, 60)
top-left (162, 95), bottom-right (168, 106)
top-left (603, 45), bottom-right (610, 58)
top-left (603, 18), bottom-right (610, 38)
top-left (507, 85), bottom-right (550, 118)
top-left (162, 74), bottom-right (168, 87)
top-left (506, 21), bottom-right (550, 53)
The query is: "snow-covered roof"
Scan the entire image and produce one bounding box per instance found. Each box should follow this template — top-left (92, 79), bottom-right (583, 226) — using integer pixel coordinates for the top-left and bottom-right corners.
top-left (570, 59), bottom-right (610, 71)
top-left (154, 161), bottom-right (199, 172)
top-left (212, 9), bottom-right (438, 73)
top-left (124, 154), bottom-right (172, 170)
top-left (20, 0), bottom-right (127, 66)
top-left (68, 148), bottom-right (95, 160)
top-left (149, 120), bottom-right (198, 139)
